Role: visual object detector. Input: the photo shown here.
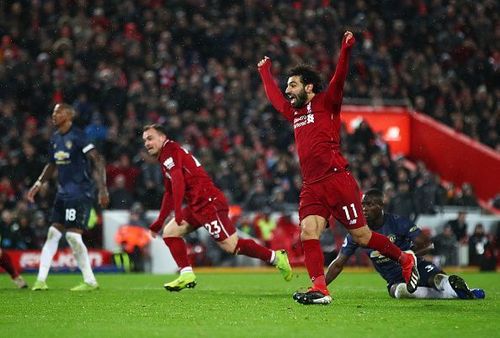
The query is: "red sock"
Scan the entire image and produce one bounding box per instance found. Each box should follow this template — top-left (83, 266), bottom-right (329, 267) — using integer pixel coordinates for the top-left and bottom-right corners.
top-left (163, 237), bottom-right (190, 269)
top-left (234, 238), bottom-right (272, 262)
top-left (302, 239), bottom-right (327, 290)
top-left (0, 251), bottom-right (19, 279)
top-left (367, 231), bottom-right (402, 261)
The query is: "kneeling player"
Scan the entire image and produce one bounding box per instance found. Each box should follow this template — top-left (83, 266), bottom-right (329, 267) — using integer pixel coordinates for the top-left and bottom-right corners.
top-left (325, 189), bottom-right (485, 300)
top-left (143, 124), bottom-right (292, 291)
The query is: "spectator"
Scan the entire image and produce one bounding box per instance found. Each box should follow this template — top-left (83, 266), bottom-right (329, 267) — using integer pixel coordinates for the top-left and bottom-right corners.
top-left (387, 182), bottom-right (416, 221)
top-left (136, 149), bottom-right (163, 210)
top-left (0, 0), bottom-right (495, 255)
top-left (109, 175), bottom-right (134, 210)
top-left (433, 224), bottom-right (458, 266)
top-left (31, 211), bottom-right (49, 249)
top-left (244, 180), bottom-right (269, 212)
top-left (468, 223), bottom-right (489, 266)
top-left (454, 183), bottom-right (479, 208)
top-left (254, 209), bottom-right (277, 246)
top-left (270, 213), bottom-right (302, 264)
top-left (127, 202), bottom-right (148, 228)
top-left (414, 171), bottom-right (444, 215)
top-left (447, 211), bottom-right (469, 243)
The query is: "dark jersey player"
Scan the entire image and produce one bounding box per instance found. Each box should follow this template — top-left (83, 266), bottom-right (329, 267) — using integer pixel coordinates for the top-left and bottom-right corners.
top-left (326, 189), bottom-right (485, 300)
top-left (27, 103), bottom-right (109, 291)
top-left (258, 31), bottom-right (419, 305)
top-left (142, 124), bottom-right (292, 291)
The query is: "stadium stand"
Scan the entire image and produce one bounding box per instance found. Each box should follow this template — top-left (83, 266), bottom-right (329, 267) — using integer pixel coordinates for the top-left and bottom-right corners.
top-left (0, 2), bottom-right (497, 267)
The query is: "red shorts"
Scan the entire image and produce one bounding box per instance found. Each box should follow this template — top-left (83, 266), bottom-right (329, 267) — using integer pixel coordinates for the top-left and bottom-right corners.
top-left (299, 171), bottom-right (366, 229)
top-left (183, 195), bottom-right (236, 242)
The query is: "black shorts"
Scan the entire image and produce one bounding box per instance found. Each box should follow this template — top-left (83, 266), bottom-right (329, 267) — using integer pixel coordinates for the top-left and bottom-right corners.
top-left (388, 258), bottom-right (443, 290)
top-left (50, 196), bottom-right (93, 230)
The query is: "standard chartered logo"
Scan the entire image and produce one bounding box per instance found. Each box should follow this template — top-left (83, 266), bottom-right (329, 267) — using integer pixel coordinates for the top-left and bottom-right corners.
top-left (293, 113), bottom-right (315, 129)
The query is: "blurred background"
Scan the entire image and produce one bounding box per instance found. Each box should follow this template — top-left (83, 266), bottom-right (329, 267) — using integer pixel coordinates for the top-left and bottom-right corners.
top-left (0, 0), bottom-right (498, 274)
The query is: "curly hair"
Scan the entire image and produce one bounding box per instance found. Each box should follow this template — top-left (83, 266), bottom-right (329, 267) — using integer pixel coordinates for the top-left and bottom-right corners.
top-left (287, 65), bottom-right (323, 93)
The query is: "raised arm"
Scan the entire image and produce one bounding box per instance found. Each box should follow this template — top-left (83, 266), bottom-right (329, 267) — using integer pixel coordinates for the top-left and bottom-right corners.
top-left (325, 31), bottom-right (355, 109)
top-left (86, 148), bottom-right (110, 208)
top-left (325, 252), bottom-right (350, 285)
top-left (27, 163), bottom-right (56, 202)
top-left (257, 56), bottom-right (293, 121)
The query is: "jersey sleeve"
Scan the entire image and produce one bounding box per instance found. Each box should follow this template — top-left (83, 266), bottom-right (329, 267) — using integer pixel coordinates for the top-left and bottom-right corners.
top-left (164, 146), bottom-right (185, 224)
top-left (258, 66), bottom-right (294, 122)
top-left (340, 235), bottom-right (358, 257)
top-left (405, 220), bottom-right (422, 242)
top-left (160, 180), bottom-right (174, 216)
top-left (324, 43), bottom-right (353, 112)
top-left (76, 129), bottom-right (95, 154)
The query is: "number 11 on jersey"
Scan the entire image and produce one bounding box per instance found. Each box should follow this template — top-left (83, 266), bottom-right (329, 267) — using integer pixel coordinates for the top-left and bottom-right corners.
top-left (342, 203), bottom-right (358, 220)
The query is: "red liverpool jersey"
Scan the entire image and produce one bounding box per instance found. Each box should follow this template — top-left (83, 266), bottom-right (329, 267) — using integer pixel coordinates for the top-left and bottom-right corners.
top-left (259, 40), bottom-right (353, 184)
top-left (157, 140), bottom-right (222, 221)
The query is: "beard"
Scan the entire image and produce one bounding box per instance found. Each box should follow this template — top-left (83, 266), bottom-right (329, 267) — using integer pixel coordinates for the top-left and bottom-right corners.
top-left (291, 89), bottom-right (308, 108)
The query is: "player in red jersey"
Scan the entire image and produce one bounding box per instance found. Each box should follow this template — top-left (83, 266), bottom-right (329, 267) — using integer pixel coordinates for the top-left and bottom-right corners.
top-left (142, 124), bottom-right (293, 291)
top-left (0, 248), bottom-right (27, 288)
top-left (258, 31), bottom-right (419, 305)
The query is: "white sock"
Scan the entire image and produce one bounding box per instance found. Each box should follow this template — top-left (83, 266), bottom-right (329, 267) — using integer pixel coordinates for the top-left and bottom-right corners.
top-left (414, 286), bottom-right (455, 299)
top-left (66, 232), bottom-right (97, 285)
top-left (435, 274), bottom-right (447, 290)
top-left (394, 283), bottom-right (414, 298)
top-left (394, 282), bottom-right (456, 299)
top-left (270, 251), bottom-right (276, 265)
top-left (441, 276), bottom-right (460, 298)
top-left (180, 266), bottom-right (193, 274)
top-left (37, 226), bottom-right (62, 282)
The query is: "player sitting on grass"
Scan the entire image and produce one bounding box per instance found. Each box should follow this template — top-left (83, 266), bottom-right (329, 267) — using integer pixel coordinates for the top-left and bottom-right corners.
top-left (326, 189), bottom-right (485, 299)
top-left (143, 124), bottom-right (292, 291)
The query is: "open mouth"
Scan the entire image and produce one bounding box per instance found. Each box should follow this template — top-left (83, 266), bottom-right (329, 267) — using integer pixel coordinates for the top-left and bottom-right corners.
top-left (287, 94), bottom-right (296, 105)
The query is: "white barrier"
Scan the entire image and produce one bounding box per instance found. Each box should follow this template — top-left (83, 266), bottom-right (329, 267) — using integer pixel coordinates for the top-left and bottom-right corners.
top-left (102, 210), bottom-right (178, 274)
top-left (103, 208), bottom-right (498, 272)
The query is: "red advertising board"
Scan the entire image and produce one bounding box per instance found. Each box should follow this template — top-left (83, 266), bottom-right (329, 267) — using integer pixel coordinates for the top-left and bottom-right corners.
top-left (341, 105), bottom-right (410, 156)
top-left (1, 249), bottom-right (113, 273)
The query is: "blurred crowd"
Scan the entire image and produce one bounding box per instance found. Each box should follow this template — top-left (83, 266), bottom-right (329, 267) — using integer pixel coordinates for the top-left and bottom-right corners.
top-left (0, 1), bottom-right (498, 253)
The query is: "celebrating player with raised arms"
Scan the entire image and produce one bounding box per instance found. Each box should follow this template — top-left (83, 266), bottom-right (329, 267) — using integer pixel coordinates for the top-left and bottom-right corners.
top-left (142, 124), bottom-right (292, 291)
top-left (326, 189), bottom-right (485, 300)
top-left (258, 31), bottom-right (419, 305)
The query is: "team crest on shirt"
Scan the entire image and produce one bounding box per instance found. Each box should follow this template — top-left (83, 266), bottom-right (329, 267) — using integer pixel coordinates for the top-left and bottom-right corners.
top-left (65, 140), bottom-right (72, 149)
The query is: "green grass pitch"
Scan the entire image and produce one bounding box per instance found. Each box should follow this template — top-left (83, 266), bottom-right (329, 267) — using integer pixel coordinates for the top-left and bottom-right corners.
top-left (1, 270), bottom-right (499, 337)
